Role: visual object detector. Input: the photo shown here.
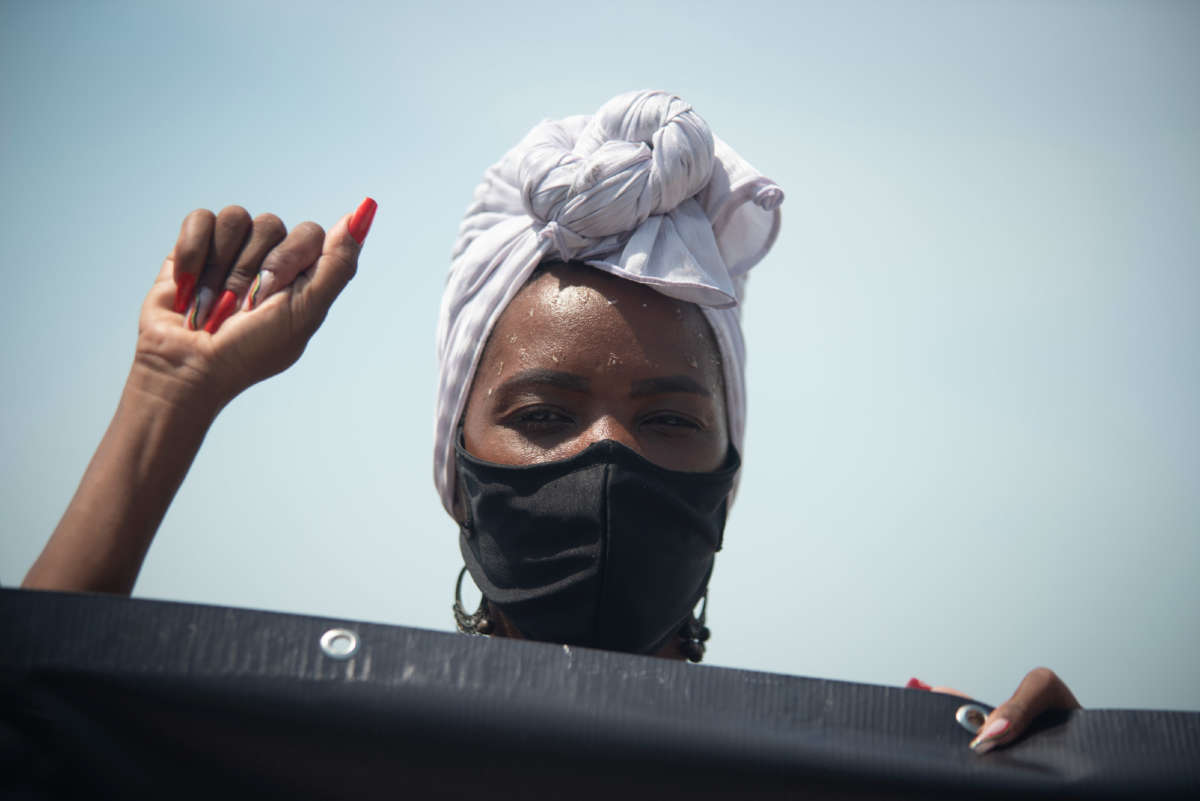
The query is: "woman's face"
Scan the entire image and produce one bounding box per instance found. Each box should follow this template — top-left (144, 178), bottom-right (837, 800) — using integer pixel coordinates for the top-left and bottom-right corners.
top-left (462, 262), bottom-right (729, 472)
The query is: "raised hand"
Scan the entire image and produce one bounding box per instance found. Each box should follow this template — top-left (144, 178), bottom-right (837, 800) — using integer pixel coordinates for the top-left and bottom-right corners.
top-left (137, 198), bottom-right (377, 413)
top-left (23, 198), bottom-right (376, 595)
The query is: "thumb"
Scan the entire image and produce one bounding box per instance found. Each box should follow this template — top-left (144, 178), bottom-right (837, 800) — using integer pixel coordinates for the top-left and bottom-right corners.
top-left (295, 197), bottom-right (377, 331)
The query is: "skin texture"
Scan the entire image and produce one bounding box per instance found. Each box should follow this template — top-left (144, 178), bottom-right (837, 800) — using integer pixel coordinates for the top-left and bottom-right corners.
top-left (23, 208), bottom-right (1078, 754)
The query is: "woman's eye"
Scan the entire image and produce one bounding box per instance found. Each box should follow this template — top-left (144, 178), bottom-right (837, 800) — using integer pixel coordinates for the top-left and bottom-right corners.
top-left (644, 413), bottom-right (702, 430)
top-left (511, 407), bottom-right (572, 429)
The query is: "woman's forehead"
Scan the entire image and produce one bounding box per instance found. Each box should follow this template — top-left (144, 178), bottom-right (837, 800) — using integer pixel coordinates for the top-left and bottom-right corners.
top-left (484, 264), bottom-right (723, 376)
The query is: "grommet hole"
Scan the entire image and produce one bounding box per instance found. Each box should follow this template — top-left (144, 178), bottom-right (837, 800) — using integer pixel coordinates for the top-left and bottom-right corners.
top-left (320, 628), bottom-right (359, 660)
top-left (955, 703), bottom-right (989, 734)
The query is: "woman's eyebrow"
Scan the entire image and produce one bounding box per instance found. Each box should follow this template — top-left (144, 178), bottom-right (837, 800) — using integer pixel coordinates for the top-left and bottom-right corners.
top-left (630, 375), bottom-right (712, 398)
top-left (496, 368), bottom-right (590, 394)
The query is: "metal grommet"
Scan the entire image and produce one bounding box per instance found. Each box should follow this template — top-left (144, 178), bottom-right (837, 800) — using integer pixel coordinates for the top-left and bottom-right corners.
top-left (955, 703), bottom-right (989, 735)
top-left (319, 628), bottom-right (359, 660)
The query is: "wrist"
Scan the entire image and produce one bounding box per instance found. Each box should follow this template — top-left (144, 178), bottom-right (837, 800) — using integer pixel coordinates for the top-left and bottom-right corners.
top-left (125, 358), bottom-right (227, 424)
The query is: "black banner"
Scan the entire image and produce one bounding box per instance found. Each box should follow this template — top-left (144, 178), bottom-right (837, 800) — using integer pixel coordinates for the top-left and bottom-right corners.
top-left (2, 589), bottom-right (1196, 799)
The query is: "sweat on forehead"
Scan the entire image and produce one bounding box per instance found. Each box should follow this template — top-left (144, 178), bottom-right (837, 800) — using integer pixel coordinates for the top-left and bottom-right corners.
top-left (475, 262), bottom-right (723, 382)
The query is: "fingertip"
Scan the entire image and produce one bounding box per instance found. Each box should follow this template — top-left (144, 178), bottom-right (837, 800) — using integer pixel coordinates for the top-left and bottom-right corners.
top-left (182, 208), bottom-right (216, 230)
top-left (969, 716), bottom-right (1012, 755)
top-left (218, 204), bottom-right (251, 222)
top-left (245, 269), bottom-right (278, 310)
top-left (348, 197), bottom-right (377, 245)
top-left (244, 273), bottom-right (261, 310)
top-left (252, 212), bottom-right (287, 241)
top-left (188, 286), bottom-right (215, 330)
top-left (204, 290), bottom-right (238, 333)
top-left (173, 272), bottom-right (197, 314)
top-left (292, 220), bottom-right (327, 242)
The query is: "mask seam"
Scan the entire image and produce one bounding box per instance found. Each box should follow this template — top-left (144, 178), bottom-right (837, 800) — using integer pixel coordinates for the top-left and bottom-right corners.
top-left (593, 460), bottom-right (612, 644)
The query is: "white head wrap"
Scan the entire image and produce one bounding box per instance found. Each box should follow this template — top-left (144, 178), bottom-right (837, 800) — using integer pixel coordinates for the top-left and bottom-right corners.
top-left (435, 90), bottom-right (783, 515)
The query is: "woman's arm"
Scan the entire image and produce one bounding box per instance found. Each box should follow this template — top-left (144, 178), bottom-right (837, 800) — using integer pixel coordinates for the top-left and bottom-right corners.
top-left (23, 199), bottom-right (376, 594)
top-left (22, 364), bottom-right (219, 593)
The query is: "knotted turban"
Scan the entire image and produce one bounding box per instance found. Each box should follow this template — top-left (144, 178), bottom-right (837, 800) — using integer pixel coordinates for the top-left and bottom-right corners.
top-left (434, 89), bottom-right (783, 514)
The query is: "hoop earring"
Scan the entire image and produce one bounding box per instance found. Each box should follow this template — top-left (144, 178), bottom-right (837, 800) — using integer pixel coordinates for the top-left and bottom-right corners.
top-left (679, 593), bottom-right (711, 663)
top-left (453, 565), bottom-right (493, 635)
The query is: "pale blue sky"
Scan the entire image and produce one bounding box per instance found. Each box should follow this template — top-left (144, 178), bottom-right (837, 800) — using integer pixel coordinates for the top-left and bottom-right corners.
top-left (2, 0), bottom-right (1197, 710)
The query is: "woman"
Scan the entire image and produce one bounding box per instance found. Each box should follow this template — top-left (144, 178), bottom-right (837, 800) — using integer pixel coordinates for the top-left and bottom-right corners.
top-left (22, 90), bottom-right (1077, 756)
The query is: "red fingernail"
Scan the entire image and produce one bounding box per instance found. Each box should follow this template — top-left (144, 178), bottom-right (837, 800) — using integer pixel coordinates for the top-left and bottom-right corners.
top-left (204, 290), bottom-right (238, 334)
top-left (906, 677), bottom-right (933, 691)
top-left (174, 273), bottom-right (197, 314)
top-left (348, 197), bottom-right (377, 245)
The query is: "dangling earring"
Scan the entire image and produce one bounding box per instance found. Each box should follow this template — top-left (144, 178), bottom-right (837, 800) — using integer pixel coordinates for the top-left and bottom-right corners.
top-left (453, 565), bottom-right (493, 635)
top-left (679, 593), bottom-right (711, 663)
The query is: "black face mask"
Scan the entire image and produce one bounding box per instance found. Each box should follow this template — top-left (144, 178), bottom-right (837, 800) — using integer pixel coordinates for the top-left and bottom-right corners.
top-left (455, 436), bottom-right (740, 655)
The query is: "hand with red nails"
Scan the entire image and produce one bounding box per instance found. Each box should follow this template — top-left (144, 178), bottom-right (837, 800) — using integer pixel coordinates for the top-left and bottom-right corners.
top-left (151, 198), bottom-right (376, 410)
top-left (22, 198), bottom-right (376, 595)
top-left (908, 667), bottom-right (1081, 755)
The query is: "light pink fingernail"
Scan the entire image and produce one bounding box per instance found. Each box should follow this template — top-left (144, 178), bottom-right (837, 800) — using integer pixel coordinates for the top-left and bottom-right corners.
top-left (189, 286), bottom-right (215, 330)
top-left (969, 717), bottom-right (1010, 754)
top-left (248, 269), bottom-right (278, 309)
top-left (244, 273), bottom-right (261, 310)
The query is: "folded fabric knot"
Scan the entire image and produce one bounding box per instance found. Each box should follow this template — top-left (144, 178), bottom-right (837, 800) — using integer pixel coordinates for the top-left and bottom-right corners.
top-left (435, 89), bottom-right (785, 516)
top-left (538, 220), bottom-right (589, 263)
top-left (519, 92), bottom-right (714, 244)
